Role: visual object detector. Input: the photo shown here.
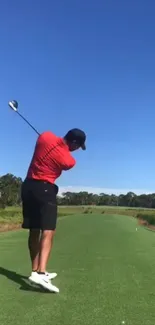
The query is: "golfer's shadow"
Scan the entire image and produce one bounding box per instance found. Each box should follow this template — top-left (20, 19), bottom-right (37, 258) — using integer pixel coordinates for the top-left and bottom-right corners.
top-left (0, 267), bottom-right (47, 293)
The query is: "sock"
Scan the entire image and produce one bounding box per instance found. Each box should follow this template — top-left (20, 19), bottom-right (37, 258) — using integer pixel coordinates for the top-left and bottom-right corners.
top-left (37, 272), bottom-right (45, 275)
top-left (32, 269), bottom-right (38, 272)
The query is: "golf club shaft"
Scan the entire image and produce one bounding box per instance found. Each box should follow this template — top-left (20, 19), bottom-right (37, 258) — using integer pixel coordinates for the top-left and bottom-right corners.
top-left (16, 111), bottom-right (40, 135)
top-left (9, 100), bottom-right (67, 161)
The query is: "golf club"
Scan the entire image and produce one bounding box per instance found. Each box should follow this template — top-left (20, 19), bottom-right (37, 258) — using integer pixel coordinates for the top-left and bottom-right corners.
top-left (9, 100), bottom-right (86, 160)
top-left (8, 100), bottom-right (40, 135)
top-left (8, 99), bottom-right (63, 161)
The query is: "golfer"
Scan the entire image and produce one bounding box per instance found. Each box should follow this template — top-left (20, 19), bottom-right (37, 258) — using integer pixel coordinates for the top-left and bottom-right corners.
top-left (21, 128), bottom-right (86, 293)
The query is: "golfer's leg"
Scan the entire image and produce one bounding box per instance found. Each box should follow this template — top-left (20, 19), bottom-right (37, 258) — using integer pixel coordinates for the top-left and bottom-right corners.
top-left (37, 183), bottom-right (58, 274)
top-left (29, 228), bottom-right (59, 293)
top-left (21, 179), bottom-right (41, 272)
top-left (38, 230), bottom-right (55, 273)
top-left (28, 183), bottom-right (59, 293)
top-left (28, 229), bottom-right (41, 271)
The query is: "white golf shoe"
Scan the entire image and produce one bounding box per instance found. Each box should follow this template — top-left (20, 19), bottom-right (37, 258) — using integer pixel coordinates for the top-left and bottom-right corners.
top-left (31, 271), bottom-right (57, 280)
top-left (29, 272), bottom-right (59, 293)
top-left (45, 272), bottom-right (57, 280)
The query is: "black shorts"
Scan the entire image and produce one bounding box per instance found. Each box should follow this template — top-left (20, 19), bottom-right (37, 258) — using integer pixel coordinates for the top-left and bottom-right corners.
top-left (21, 178), bottom-right (58, 231)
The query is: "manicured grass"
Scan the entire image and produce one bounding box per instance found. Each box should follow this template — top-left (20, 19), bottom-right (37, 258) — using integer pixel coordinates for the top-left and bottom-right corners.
top-left (0, 213), bottom-right (155, 325)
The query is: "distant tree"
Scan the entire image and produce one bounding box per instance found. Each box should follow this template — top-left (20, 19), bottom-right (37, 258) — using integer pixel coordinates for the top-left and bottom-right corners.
top-left (0, 173), bottom-right (22, 207)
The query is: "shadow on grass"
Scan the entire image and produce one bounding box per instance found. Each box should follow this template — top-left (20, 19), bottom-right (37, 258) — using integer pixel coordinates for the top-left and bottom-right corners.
top-left (0, 267), bottom-right (49, 293)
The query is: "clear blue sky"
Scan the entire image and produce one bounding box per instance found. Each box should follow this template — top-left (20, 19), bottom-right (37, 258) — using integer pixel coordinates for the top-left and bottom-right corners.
top-left (1, 0), bottom-right (155, 193)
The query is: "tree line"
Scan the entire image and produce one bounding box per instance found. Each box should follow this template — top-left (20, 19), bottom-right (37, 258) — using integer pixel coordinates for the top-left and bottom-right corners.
top-left (58, 191), bottom-right (155, 208)
top-left (0, 173), bottom-right (155, 209)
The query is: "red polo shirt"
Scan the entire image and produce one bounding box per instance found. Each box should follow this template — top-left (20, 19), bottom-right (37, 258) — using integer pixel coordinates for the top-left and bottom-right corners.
top-left (27, 131), bottom-right (76, 184)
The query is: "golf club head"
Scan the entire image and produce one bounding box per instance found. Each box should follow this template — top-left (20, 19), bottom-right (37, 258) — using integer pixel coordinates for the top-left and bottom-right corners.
top-left (8, 100), bottom-right (18, 112)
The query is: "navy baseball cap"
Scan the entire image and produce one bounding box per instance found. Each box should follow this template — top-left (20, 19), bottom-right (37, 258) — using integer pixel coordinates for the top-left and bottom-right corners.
top-left (65, 128), bottom-right (86, 150)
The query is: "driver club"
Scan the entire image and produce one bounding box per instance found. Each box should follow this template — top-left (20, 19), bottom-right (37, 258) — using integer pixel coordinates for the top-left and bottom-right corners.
top-left (8, 100), bottom-right (62, 158)
top-left (8, 100), bottom-right (40, 135)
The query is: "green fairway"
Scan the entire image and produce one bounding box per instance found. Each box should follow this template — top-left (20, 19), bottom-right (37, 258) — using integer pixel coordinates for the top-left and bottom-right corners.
top-left (0, 213), bottom-right (155, 325)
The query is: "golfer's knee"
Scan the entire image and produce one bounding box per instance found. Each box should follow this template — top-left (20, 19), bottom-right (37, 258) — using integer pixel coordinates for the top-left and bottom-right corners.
top-left (29, 229), bottom-right (40, 241)
top-left (42, 230), bottom-right (55, 241)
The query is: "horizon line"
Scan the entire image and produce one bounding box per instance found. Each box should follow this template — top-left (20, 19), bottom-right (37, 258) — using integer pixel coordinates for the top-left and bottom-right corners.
top-left (58, 186), bottom-right (153, 196)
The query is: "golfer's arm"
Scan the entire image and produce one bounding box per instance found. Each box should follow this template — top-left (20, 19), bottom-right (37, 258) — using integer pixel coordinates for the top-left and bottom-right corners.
top-left (62, 156), bottom-right (76, 171)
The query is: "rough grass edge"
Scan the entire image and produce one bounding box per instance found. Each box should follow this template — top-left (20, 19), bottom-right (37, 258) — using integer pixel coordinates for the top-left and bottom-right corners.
top-left (137, 213), bottom-right (155, 231)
